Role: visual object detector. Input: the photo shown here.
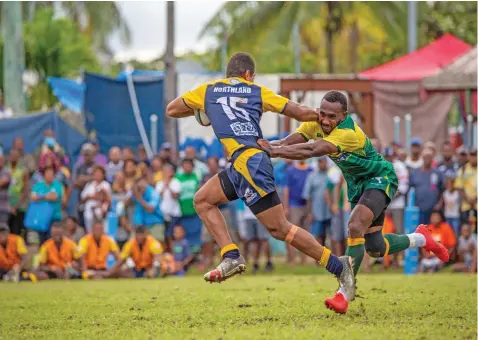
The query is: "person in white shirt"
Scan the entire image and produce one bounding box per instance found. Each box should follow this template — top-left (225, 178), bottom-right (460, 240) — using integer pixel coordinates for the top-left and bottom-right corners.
top-left (443, 176), bottom-right (461, 237)
top-left (155, 164), bottom-right (181, 248)
top-left (405, 138), bottom-right (424, 170)
top-left (80, 165), bottom-right (111, 233)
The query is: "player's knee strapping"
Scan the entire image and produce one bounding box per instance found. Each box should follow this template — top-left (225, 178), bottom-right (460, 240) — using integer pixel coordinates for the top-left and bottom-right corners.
top-left (364, 231), bottom-right (389, 258)
top-left (285, 225), bottom-right (299, 244)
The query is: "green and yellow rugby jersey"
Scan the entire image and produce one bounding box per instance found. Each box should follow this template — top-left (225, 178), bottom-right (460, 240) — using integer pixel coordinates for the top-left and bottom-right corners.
top-left (296, 115), bottom-right (398, 203)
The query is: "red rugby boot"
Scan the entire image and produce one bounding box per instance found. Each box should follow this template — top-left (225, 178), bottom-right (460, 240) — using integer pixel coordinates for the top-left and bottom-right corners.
top-left (325, 292), bottom-right (349, 314)
top-left (416, 224), bottom-right (450, 262)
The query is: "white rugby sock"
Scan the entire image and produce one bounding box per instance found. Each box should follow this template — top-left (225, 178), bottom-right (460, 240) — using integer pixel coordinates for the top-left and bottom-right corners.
top-left (407, 233), bottom-right (426, 248)
top-left (338, 285), bottom-right (348, 301)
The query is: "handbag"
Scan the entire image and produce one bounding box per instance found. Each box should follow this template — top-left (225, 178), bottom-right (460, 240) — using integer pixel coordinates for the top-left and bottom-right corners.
top-left (24, 201), bottom-right (55, 232)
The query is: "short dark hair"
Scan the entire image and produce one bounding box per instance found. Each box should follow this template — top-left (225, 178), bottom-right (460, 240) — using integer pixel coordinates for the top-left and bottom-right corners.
top-left (41, 165), bottom-right (56, 176)
top-left (66, 216), bottom-right (79, 225)
top-left (181, 158), bottom-right (194, 166)
top-left (51, 221), bottom-right (64, 229)
top-left (226, 53), bottom-right (255, 78)
top-left (323, 91), bottom-right (348, 111)
top-left (136, 225), bottom-right (147, 234)
top-left (93, 165), bottom-right (106, 177)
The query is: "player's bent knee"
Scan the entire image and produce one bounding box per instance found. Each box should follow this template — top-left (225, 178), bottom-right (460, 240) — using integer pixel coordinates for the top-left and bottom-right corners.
top-left (348, 220), bottom-right (364, 238)
top-left (364, 231), bottom-right (387, 258)
top-left (266, 222), bottom-right (289, 241)
top-left (193, 191), bottom-right (209, 214)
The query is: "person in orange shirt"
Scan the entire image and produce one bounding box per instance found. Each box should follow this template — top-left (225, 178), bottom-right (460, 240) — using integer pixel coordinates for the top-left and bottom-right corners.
top-left (420, 211), bottom-right (456, 273)
top-left (0, 223), bottom-right (28, 282)
top-left (76, 220), bottom-right (120, 279)
top-left (108, 226), bottom-right (164, 278)
top-left (32, 221), bottom-right (79, 280)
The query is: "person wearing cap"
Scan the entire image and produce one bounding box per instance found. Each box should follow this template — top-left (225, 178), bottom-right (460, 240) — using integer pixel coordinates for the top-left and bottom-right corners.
top-left (455, 148), bottom-right (477, 230)
top-left (75, 139), bottom-right (107, 168)
top-left (405, 137), bottom-right (424, 170)
top-left (0, 223), bottom-right (28, 282)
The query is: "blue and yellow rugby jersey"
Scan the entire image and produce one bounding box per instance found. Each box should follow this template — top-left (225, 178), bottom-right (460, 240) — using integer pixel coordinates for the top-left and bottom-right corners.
top-left (182, 77), bottom-right (289, 157)
top-left (296, 115), bottom-right (398, 203)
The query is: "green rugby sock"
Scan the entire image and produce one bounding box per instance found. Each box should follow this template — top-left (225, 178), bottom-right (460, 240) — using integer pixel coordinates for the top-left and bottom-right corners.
top-left (384, 234), bottom-right (411, 255)
top-left (345, 237), bottom-right (365, 276)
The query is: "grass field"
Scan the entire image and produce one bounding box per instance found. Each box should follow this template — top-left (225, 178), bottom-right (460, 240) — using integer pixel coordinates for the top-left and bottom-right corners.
top-left (0, 271), bottom-right (476, 340)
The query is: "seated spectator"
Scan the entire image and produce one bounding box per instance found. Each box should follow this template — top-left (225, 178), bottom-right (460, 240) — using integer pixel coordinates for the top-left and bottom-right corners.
top-left (7, 148), bottom-right (29, 236)
top-left (77, 220), bottom-right (120, 279)
top-left (240, 205), bottom-right (272, 274)
top-left (80, 165), bottom-right (111, 233)
top-left (108, 226), bottom-right (163, 278)
top-left (176, 159), bottom-right (202, 253)
top-left (0, 153), bottom-right (11, 224)
top-left (156, 164), bottom-right (181, 249)
top-left (452, 223), bottom-right (477, 273)
top-left (31, 221), bottom-right (79, 280)
top-left (30, 165), bottom-right (64, 244)
top-left (111, 172), bottom-right (133, 248)
top-left (106, 147), bottom-right (123, 183)
top-left (65, 216), bottom-right (85, 244)
top-left (171, 225), bottom-right (193, 276)
top-left (0, 223), bottom-right (28, 282)
top-left (133, 178), bottom-right (164, 243)
top-left (443, 177), bottom-right (461, 237)
top-left (150, 156), bottom-right (164, 185)
top-left (420, 211), bottom-right (456, 273)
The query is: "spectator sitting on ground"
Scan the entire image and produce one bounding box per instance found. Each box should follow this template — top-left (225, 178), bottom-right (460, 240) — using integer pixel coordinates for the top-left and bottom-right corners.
top-left (65, 216), bottom-right (85, 244)
top-left (0, 153), bottom-right (11, 225)
top-left (156, 164), bottom-right (181, 250)
top-left (77, 220), bottom-right (120, 280)
top-left (80, 165), bottom-right (111, 233)
top-left (150, 156), bottom-right (164, 185)
top-left (11, 137), bottom-right (36, 175)
top-left (409, 148), bottom-right (443, 225)
top-left (406, 137), bottom-right (424, 170)
top-left (420, 211), bottom-right (456, 273)
top-left (443, 176), bottom-right (461, 237)
top-left (0, 223), bottom-right (28, 282)
top-left (455, 148), bottom-right (477, 230)
top-left (133, 178), bottom-right (164, 243)
top-left (31, 221), bottom-right (79, 281)
top-left (111, 172), bottom-right (133, 248)
top-left (437, 141), bottom-right (459, 179)
top-left (108, 226), bottom-right (163, 278)
top-left (452, 223), bottom-right (477, 273)
top-left (122, 147), bottom-right (135, 161)
top-left (30, 165), bottom-right (64, 244)
top-left (137, 144), bottom-right (150, 167)
top-left (106, 147), bottom-right (123, 183)
top-left (171, 225), bottom-right (193, 276)
top-left (7, 148), bottom-right (29, 236)
top-left (177, 146), bottom-right (208, 181)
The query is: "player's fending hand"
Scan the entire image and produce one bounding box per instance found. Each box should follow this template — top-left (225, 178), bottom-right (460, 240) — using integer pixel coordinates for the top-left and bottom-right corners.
top-left (257, 139), bottom-right (273, 155)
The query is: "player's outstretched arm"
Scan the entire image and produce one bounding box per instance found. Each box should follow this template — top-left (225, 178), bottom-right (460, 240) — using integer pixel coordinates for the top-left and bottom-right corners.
top-left (282, 101), bottom-right (319, 123)
top-left (166, 97), bottom-right (195, 118)
top-left (259, 139), bottom-right (338, 160)
top-left (270, 132), bottom-right (307, 147)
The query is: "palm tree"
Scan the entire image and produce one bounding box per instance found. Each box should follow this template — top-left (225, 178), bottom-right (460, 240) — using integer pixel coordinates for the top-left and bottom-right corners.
top-left (199, 1), bottom-right (409, 73)
top-left (0, 1), bottom-right (130, 56)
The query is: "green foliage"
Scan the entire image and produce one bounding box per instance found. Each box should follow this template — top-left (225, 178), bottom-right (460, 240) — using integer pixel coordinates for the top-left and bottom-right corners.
top-left (0, 274), bottom-right (476, 339)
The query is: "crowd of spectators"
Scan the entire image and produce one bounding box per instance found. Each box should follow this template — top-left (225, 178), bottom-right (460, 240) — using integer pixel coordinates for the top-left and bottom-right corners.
top-left (0, 129), bottom-right (476, 282)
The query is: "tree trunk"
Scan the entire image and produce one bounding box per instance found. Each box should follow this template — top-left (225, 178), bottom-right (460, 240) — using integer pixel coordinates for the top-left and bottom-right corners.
top-left (348, 21), bottom-right (359, 73)
top-left (164, 1), bottom-right (177, 151)
top-left (326, 2), bottom-right (335, 74)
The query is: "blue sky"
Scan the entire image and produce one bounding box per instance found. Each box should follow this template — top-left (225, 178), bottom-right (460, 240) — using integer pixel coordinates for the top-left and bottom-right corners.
top-left (110, 1), bottom-right (226, 61)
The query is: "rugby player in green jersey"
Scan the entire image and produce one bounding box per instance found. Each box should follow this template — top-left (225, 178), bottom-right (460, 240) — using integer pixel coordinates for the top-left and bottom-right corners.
top-left (258, 90), bottom-right (449, 314)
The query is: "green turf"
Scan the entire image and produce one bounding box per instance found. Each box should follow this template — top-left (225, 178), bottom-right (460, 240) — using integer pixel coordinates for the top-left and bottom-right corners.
top-left (0, 273), bottom-right (476, 340)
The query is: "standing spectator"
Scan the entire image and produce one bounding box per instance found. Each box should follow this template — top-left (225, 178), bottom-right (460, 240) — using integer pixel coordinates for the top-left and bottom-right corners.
top-left (455, 148), bottom-right (477, 229)
top-left (106, 147), bottom-right (123, 183)
top-left (325, 173), bottom-right (348, 256)
top-left (123, 159), bottom-right (138, 191)
top-left (384, 147), bottom-right (409, 235)
top-left (175, 159), bottom-right (201, 253)
top-left (74, 143), bottom-right (96, 227)
top-left (30, 166), bottom-right (64, 244)
top-left (456, 146), bottom-right (469, 168)
top-left (137, 144), bottom-right (150, 167)
top-left (273, 159), bottom-right (292, 198)
top-left (132, 178), bottom-right (164, 243)
top-left (406, 138), bottom-right (424, 170)
top-left (122, 147), bottom-right (135, 161)
top-left (151, 156), bottom-right (164, 185)
top-left (178, 146), bottom-right (208, 181)
top-left (452, 224), bottom-right (477, 272)
top-left (80, 166), bottom-right (111, 233)
top-left (397, 147), bottom-right (408, 163)
top-left (424, 141), bottom-right (439, 167)
top-left (156, 164), bottom-right (181, 249)
top-left (0, 223), bottom-right (28, 282)
top-left (302, 157), bottom-right (332, 249)
top-left (159, 142), bottom-right (176, 168)
top-left (437, 141), bottom-right (459, 179)
top-left (410, 149), bottom-right (443, 225)
top-left (7, 149), bottom-right (29, 236)
top-left (283, 160), bottom-right (313, 264)
top-left (443, 177), bottom-right (461, 237)
top-left (36, 130), bottom-right (67, 167)
top-left (76, 138), bottom-right (107, 168)
top-left (11, 137), bottom-right (36, 175)
top-left (65, 216), bottom-right (85, 244)
top-left (111, 172), bottom-right (132, 248)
